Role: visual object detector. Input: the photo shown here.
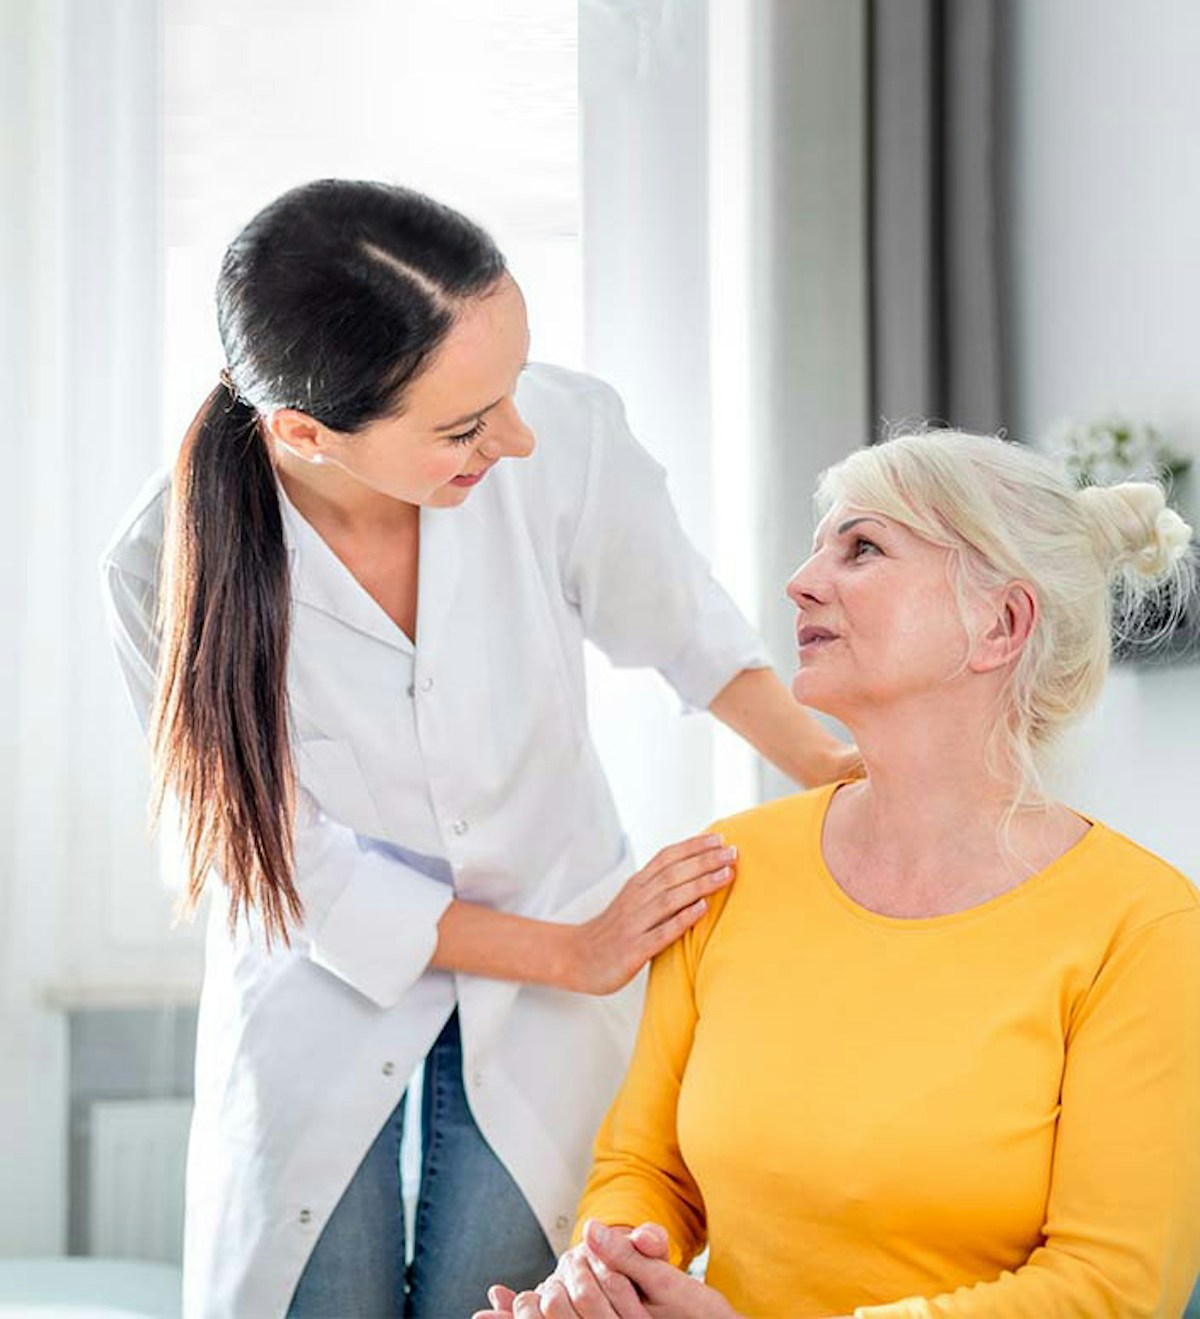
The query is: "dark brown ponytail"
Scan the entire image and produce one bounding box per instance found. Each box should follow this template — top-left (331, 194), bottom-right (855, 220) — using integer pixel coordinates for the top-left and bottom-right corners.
top-left (152, 386), bottom-right (298, 941)
top-left (151, 180), bottom-right (506, 943)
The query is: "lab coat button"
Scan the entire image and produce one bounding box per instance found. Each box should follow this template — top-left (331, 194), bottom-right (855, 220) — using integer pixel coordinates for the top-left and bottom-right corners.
top-left (406, 684), bottom-right (415, 698)
top-left (556, 1215), bottom-right (570, 1230)
top-left (472, 1070), bottom-right (484, 1088)
top-left (452, 819), bottom-right (469, 836)
top-left (419, 677), bottom-right (434, 692)
top-left (382, 1061), bottom-right (395, 1076)
top-left (298, 1208), bottom-right (312, 1226)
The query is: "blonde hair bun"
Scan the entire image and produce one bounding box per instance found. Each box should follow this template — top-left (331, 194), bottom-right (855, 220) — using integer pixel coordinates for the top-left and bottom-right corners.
top-left (1077, 482), bottom-right (1194, 579)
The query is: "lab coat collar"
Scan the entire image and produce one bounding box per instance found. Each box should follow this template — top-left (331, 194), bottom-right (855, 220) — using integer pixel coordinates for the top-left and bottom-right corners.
top-left (277, 481), bottom-right (473, 655)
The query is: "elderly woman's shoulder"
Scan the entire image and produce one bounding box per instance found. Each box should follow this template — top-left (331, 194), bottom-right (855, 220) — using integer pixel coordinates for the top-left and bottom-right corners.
top-left (1074, 817), bottom-right (1199, 929)
top-left (708, 784), bottom-right (834, 861)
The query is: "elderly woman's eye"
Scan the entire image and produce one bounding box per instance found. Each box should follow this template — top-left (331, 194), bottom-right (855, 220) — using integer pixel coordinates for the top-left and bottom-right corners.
top-left (853, 537), bottom-right (881, 558)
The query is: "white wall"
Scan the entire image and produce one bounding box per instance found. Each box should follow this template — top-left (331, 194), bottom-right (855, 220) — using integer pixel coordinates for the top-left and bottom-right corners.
top-left (1007, 0), bottom-right (1200, 877)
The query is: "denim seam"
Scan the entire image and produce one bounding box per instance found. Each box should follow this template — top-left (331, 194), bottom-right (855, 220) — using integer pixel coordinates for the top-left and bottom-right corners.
top-left (410, 1016), bottom-right (452, 1292)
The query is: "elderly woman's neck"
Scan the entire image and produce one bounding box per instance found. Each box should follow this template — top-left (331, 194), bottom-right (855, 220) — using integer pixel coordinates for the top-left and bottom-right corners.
top-left (845, 706), bottom-right (1025, 866)
top-left (831, 705), bottom-right (1089, 909)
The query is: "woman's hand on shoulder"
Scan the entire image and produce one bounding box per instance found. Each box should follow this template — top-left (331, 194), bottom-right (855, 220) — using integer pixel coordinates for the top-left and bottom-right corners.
top-left (562, 835), bottom-right (737, 996)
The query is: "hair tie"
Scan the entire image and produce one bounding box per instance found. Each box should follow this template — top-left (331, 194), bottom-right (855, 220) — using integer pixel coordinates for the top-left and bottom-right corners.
top-left (219, 367), bottom-right (238, 399)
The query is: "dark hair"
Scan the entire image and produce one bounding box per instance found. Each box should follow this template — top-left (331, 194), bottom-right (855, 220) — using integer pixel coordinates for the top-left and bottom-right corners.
top-left (152, 180), bottom-right (506, 943)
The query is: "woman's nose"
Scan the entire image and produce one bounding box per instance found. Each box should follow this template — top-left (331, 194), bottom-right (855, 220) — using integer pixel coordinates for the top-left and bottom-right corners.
top-left (786, 553), bottom-right (827, 607)
top-left (481, 398), bottom-right (536, 460)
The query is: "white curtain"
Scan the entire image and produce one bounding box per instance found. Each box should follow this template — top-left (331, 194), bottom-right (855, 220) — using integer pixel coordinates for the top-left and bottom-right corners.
top-left (1, 0), bottom-right (191, 1253)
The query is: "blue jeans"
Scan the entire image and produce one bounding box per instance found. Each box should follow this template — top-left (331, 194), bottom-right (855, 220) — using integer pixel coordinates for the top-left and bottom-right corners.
top-left (288, 1010), bottom-right (555, 1318)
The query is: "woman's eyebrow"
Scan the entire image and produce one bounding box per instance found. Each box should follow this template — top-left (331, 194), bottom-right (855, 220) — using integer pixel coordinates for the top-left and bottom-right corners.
top-left (434, 359), bottom-right (531, 432)
top-left (836, 516), bottom-right (887, 536)
top-left (812, 514), bottom-right (889, 552)
top-left (434, 397), bottom-right (502, 432)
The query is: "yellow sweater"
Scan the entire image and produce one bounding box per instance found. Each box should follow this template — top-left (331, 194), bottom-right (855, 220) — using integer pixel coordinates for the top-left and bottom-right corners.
top-left (576, 784), bottom-right (1200, 1317)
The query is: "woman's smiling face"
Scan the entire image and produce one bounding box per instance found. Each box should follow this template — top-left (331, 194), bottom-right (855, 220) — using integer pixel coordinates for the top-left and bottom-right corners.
top-left (268, 275), bottom-right (536, 509)
top-left (331, 275), bottom-right (536, 507)
top-left (786, 506), bottom-right (979, 721)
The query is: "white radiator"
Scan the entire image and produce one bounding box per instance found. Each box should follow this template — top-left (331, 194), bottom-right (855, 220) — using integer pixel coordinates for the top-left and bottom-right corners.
top-left (88, 1098), bottom-right (192, 1264)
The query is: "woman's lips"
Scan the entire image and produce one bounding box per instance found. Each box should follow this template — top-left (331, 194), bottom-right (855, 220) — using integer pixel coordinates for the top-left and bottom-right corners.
top-left (450, 464), bottom-right (493, 488)
top-left (796, 625), bottom-right (840, 651)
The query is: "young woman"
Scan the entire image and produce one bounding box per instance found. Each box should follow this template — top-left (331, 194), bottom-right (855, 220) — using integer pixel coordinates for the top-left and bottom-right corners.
top-left (101, 179), bottom-right (853, 1319)
top-left (484, 430), bottom-right (1200, 1318)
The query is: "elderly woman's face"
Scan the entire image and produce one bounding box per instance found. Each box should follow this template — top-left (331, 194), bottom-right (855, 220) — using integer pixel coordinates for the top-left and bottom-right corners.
top-left (786, 506), bottom-right (975, 720)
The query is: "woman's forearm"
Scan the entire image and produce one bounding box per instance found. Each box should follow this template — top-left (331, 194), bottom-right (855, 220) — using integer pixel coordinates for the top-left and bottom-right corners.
top-left (430, 899), bottom-right (576, 988)
top-left (430, 833), bottom-right (735, 995)
top-left (709, 666), bottom-right (857, 788)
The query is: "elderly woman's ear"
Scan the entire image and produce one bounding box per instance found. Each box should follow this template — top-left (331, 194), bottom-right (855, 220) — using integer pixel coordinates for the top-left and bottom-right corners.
top-left (970, 581), bottom-right (1038, 673)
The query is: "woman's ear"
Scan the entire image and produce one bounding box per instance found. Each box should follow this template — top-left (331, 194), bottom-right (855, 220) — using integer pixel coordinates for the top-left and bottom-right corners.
top-left (265, 408), bottom-right (332, 463)
top-left (970, 581), bottom-right (1038, 673)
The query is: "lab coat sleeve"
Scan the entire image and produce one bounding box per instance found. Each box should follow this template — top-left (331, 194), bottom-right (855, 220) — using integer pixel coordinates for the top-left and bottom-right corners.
top-left (562, 381), bottom-right (772, 711)
top-left (100, 557), bottom-right (453, 1009)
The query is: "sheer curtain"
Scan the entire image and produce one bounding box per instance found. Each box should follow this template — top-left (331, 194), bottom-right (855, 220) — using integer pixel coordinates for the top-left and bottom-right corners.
top-left (2, 0), bottom-right (178, 1254)
top-left (1, 0), bottom-right (68, 1253)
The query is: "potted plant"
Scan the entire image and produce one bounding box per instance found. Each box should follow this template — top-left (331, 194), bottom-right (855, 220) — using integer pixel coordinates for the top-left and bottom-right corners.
top-left (1048, 415), bottom-right (1196, 665)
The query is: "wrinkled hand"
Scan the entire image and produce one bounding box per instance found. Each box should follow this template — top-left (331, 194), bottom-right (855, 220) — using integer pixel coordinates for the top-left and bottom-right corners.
top-left (564, 835), bottom-right (736, 995)
top-left (474, 1225), bottom-right (651, 1319)
top-left (579, 1221), bottom-right (738, 1319)
top-left (473, 1220), bottom-right (740, 1319)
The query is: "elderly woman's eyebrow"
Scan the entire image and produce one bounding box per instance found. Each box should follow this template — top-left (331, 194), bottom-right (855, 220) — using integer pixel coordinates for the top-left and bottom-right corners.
top-left (836, 516), bottom-right (887, 536)
top-left (812, 514), bottom-right (888, 551)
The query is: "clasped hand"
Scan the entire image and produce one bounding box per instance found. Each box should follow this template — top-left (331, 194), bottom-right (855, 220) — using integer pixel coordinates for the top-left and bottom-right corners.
top-left (472, 1220), bottom-right (737, 1319)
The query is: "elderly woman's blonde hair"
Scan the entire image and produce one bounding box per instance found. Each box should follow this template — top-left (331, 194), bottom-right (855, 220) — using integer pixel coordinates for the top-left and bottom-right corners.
top-left (816, 429), bottom-right (1195, 807)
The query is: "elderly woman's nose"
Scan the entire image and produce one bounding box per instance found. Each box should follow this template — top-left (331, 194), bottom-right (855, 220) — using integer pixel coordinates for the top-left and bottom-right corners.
top-left (787, 554), bottom-right (827, 605)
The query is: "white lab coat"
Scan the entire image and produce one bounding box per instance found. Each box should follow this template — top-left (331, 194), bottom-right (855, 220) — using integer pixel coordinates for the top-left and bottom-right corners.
top-left (102, 363), bottom-right (769, 1319)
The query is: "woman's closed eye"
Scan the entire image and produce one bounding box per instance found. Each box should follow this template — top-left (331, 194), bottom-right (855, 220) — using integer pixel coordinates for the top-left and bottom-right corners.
top-left (447, 417), bottom-right (488, 445)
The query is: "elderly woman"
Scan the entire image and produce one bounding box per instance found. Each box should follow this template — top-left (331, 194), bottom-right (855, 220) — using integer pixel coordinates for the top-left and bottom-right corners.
top-left (479, 429), bottom-right (1200, 1319)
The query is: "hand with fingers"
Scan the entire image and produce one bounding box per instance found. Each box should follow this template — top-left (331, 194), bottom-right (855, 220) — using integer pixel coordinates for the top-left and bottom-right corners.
top-left (577, 1225), bottom-right (851, 1319)
top-left (472, 1234), bottom-right (639, 1319)
top-left (563, 835), bottom-right (737, 996)
top-left (472, 1220), bottom-right (741, 1319)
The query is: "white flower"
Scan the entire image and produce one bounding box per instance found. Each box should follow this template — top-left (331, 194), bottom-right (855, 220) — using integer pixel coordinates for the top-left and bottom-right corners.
top-left (1047, 414), bottom-right (1193, 489)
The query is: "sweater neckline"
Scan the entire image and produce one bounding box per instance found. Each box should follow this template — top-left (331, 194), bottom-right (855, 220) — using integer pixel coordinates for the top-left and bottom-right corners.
top-left (807, 779), bottom-right (1103, 931)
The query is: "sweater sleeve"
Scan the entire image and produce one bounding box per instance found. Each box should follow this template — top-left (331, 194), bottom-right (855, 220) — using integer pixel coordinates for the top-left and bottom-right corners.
top-left (572, 897), bottom-right (724, 1269)
top-left (101, 555), bottom-right (453, 1009)
top-left (562, 381), bottom-right (770, 712)
top-left (857, 907), bottom-right (1200, 1319)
